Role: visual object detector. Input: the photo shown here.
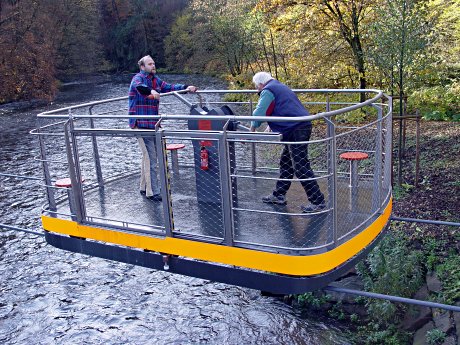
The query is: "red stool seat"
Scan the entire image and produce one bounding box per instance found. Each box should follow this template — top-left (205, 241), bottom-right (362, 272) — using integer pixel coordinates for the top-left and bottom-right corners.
top-left (166, 143), bottom-right (185, 151)
top-left (339, 152), bottom-right (369, 161)
top-left (55, 178), bottom-right (85, 188)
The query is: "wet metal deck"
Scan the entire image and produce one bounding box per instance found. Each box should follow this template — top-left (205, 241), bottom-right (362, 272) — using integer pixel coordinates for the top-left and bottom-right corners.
top-left (56, 166), bottom-right (378, 254)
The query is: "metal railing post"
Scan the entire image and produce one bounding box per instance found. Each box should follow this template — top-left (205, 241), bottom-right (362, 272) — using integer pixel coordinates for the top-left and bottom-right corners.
top-left (89, 105), bottom-right (104, 187)
top-left (155, 123), bottom-right (174, 237)
top-left (415, 109), bottom-right (420, 187)
top-left (326, 117), bottom-right (338, 246)
top-left (384, 103), bottom-right (393, 194)
top-left (37, 120), bottom-right (57, 212)
top-left (219, 121), bottom-right (234, 246)
top-left (250, 99), bottom-right (257, 175)
top-left (64, 115), bottom-right (85, 222)
top-left (372, 105), bottom-right (383, 212)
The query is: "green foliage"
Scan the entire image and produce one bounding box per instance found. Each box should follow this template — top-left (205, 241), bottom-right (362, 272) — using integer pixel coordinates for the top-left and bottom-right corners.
top-left (366, 0), bottom-right (436, 121)
top-left (296, 292), bottom-right (329, 308)
top-left (409, 82), bottom-right (460, 121)
top-left (99, 0), bottom-right (189, 72)
top-left (356, 322), bottom-right (411, 345)
top-left (391, 185), bottom-right (408, 200)
top-left (355, 323), bottom-right (412, 345)
top-left (180, 0), bottom-right (260, 77)
top-left (426, 329), bottom-right (447, 345)
top-left (335, 109), bottom-right (370, 124)
top-left (164, 12), bottom-right (200, 73)
top-left (2, 0), bottom-right (460, 111)
top-left (400, 183), bottom-right (415, 192)
top-left (222, 93), bottom-right (249, 103)
top-left (356, 230), bottom-right (424, 324)
top-left (350, 313), bottom-right (359, 323)
top-left (435, 254), bottom-right (460, 303)
top-left (327, 301), bottom-right (346, 320)
top-left (422, 237), bottom-right (445, 271)
top-left (226, 74), bottom-right (255, 90)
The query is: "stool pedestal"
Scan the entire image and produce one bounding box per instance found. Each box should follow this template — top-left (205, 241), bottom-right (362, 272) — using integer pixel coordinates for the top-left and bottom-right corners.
top-left (339, 152), bottom-right (369, 210)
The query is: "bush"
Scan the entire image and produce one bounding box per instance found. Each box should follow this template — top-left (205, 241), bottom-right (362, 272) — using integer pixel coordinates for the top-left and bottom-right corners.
top-left (426, 329), bottom-right (446, 345)
top-left (435, 253), bottom-right (460, 304)
top-left (409, 82), bottom-right (460, 121)
top-left (356, 230), bottom-right (424, 324)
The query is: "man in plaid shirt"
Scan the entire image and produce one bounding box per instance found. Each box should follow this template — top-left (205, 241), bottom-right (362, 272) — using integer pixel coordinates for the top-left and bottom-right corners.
top-left (129, 55), bottom-right (197, 201)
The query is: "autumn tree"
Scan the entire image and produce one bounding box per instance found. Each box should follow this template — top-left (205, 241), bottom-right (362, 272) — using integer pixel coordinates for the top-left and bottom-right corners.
top-left (54, 0), bottom-right (105, 78)
top-left (258, 0), bottom-right (375, 101)
top-left (164, 11), bottom-right (204, 73)
top-left (366, 0), bottom-right (435, 98)
top-left (0, 0), bottom-right (59, 103)
top-left (184, 0), bottom-right (259, 76)
top-left (0, 0), bottom-right (108, 102)
top-left (99, 0), bottom-right (188, 71)
top-left (367, 0), bottom-right (438, 185)
top-left (244, 10), bottom-right (289, 80)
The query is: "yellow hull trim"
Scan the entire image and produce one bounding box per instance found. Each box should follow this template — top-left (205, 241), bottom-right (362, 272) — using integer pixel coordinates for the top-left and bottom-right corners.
top-left (42, 198), bottom-right (392, 276)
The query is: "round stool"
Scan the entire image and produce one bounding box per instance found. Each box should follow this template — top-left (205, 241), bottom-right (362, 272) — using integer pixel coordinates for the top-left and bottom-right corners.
top-left (339, 152), bottom-right (369, 188)
top-left (166, 143), bottom-right (185, 175)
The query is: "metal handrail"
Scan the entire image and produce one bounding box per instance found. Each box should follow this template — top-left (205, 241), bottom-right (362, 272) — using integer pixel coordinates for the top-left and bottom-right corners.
top-left (36, 89), bottom-right (386, 124)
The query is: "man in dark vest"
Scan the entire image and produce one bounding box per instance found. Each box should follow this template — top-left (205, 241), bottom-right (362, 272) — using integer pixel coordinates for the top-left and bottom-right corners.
top-left (250, 72), bottom-right (325, 213)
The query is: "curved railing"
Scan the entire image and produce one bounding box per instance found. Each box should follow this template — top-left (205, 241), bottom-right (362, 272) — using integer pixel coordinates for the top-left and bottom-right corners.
top-left (35, 89), bottom-right (392, 255)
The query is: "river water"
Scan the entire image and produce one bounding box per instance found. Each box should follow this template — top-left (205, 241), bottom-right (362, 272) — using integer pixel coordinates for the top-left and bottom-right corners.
top-left (0, 75), bottom-right (352, 344)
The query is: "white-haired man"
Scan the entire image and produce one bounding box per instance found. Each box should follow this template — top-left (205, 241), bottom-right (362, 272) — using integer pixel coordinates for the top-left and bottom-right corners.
top-left (250, 71), bottom-right (325, 212)
top-left (128, 55), bottom-right (197, 201)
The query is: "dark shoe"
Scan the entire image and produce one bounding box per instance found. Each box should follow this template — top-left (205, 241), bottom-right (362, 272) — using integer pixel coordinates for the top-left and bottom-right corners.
top-left (140, 190), bottom-right (146, 196)
top-left (147, 194), bottom-right (162, 202)
top-left (262, 194), bottom-right (287, 205)
top-left (301, 201), bottom-right (326, 213)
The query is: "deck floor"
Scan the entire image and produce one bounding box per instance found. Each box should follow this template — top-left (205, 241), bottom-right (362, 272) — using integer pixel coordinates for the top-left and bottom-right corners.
top-left (58, 166), bottom-right (378, 253)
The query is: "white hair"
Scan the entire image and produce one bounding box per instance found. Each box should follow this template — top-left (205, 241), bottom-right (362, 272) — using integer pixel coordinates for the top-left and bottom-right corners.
top-left (252, 72), bottom-right (273, 87)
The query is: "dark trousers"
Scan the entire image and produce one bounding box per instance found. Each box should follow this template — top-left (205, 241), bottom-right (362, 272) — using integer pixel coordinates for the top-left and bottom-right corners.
top-left (273, 124), bottom-right (325, 205)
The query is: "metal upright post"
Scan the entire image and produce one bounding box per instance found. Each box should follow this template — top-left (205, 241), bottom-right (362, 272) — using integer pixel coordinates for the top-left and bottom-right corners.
top-left (64, 116), bottom-right (85, 223)
top-left (326, 117), bottom-right (338, 247)
top-left (383, 101), bottom-right (393, 196)
top-left (219, 121), bottom-right (234, 246)
top-left (37, 119), bottom-right (57, 212)
top-left (372, 105), bottom-right (383, 212)
top-left (415, 110), bottom-right (420, 187)
top-left (250, 99), bottom-right (257, 175)
top-left (89, 105), bottom-right (104, 187)
top-left (155, 122), bottom-right (174, 237)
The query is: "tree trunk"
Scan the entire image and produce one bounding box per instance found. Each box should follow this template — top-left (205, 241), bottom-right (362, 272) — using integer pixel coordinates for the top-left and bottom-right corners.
top-left (269, 29), bottom-right (278, 79)
top-left (398, 0), bottom-right (407, 187)
top-left (352, 37), bottom-right (366, 103)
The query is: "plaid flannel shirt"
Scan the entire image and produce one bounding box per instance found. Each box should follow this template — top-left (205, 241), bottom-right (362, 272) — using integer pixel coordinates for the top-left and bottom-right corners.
top-left (128, 71), bottom-right (187, 129)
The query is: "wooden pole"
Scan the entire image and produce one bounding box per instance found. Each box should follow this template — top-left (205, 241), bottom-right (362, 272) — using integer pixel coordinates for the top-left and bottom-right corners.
top-left (415, 110), bottom-right (420, 187)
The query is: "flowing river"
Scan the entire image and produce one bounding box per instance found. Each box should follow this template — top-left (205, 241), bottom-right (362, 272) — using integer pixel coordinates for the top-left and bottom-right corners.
top-left (0, 75), bottom-right (352, 344)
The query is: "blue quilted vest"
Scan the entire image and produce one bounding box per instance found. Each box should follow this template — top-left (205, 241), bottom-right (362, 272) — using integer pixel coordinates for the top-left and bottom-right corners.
top-left (263, 79), bottom-right (311, 134)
